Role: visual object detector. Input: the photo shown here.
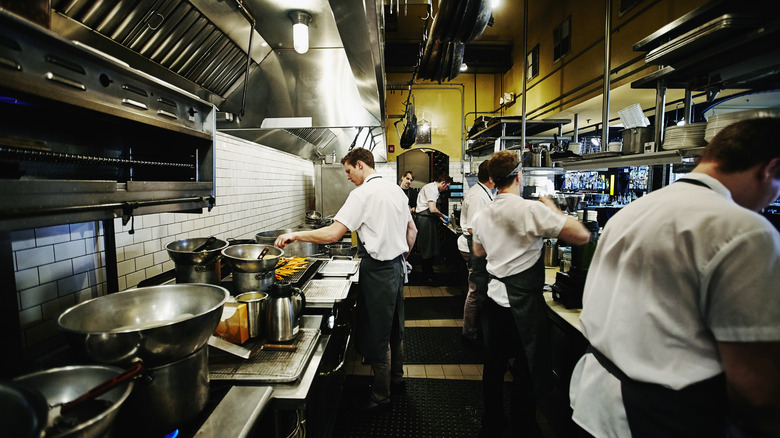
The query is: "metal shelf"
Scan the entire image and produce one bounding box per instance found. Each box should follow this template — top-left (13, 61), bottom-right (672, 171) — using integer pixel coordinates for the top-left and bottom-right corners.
top-left (556, 148), bottom-right (702, 171)
top-left (466, 117), bottom-right (571, 156)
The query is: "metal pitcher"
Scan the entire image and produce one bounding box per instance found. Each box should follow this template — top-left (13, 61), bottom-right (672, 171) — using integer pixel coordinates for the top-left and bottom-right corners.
top-left (265, 282), bottom-right (306, 342)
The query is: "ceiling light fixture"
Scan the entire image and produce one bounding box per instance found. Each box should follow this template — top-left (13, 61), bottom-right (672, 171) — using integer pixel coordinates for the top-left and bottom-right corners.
top-left (289, 11), bottom-right (312, 54)
top-left (460, 63), bottom-right (468, 72)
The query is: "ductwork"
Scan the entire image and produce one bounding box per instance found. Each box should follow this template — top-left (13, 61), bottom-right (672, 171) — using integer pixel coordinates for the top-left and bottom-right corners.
top-left (40, 0), bottom-right (387, 161)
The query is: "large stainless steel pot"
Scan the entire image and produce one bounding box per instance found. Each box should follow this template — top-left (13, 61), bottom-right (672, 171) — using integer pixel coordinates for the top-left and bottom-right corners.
top-left (57, 284), bottom-right (229, 367)
top-left (166, 237), bottom-right (228, 284)
top-left (116, 347), bottom-right (209, 436)
top-left (256, 229), bottom-right (319, 257)
top-left (13, 365), bottom-right (134, 438)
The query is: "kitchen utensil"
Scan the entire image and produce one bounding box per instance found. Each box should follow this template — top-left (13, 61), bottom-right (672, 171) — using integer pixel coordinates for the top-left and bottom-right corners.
top-left (191, 236), bottom-right (218, 252)
top-left (266, 282), bottom-right (306, 343)
top-left (222, 244), bottom-right (283, 273)
top-left (57, 284), bottom-right (229, 367)
top-left (235, 292), bottom-right (269, 338)
top-left (621, 126), bottom-right (653, 154)
top-left (48, 363), bottom-right (143, 428)
top-left (166, 237), bottom-right (228, 284)
top-left (208, 335), bottom-right (252, 359)
top-left (304, 210), bottom-right (323, 224)
top-left (257, 247), bottom-right (269, 260)
top-left (256, 230), bottom-right (318, 257)
top-left (13, 365), bottom-right (134, 438)
top-left (325, 243), bottom-right (352, 257)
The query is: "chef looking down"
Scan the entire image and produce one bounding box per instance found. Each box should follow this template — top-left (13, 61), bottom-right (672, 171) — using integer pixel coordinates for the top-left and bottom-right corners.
top-left (274, 147), bottom-right (417, 413)
top-left (415, 174), bottom-right (454, 285)
top-left (569, 118), bottom-right (780, 437)
top-left (471, 150), bottom-right (590, 437)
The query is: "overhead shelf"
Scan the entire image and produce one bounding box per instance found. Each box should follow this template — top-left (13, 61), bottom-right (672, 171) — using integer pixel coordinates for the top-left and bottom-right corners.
top-left (466, 117), bottom-right (571, 156)
top-left (555, 148), bottom-right (702, 171)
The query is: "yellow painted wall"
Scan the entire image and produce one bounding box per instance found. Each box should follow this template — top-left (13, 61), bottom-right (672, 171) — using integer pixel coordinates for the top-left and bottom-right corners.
top-left (384, 72), bottom-right (497, 162)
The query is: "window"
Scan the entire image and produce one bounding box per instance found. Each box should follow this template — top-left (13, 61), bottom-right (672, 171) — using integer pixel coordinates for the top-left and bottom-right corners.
top-left (553, 17), bottom-right (571, 62)
top-left (527, 44), bottom-right (539, 80)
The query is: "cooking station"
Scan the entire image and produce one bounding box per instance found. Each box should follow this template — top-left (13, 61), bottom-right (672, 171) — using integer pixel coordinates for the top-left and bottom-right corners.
top-left (135, 240), bottom-right (360, 438)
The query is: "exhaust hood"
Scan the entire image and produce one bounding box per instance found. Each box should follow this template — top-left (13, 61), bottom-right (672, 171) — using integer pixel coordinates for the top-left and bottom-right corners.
top-left (44, 0), bottom-right (387, 161)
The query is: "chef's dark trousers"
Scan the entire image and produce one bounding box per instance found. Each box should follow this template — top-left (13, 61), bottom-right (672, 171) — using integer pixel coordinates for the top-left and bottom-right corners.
top-left (461, 235), bottom-right (487, 339)
top-left (482, 298), bottom-right (541, 437)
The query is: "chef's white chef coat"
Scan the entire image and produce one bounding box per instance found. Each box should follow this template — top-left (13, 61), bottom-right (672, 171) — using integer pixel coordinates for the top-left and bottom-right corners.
top-left (333, 174), bottom-right (412, 261)
top-left (471, 193), bottom-right (566, 307)
top-left (457, 182), bottom-right (494, 253)
top-left (569, 172), bottom-right (780, 438)
top-left (415, 182), bottom-right (440, 213)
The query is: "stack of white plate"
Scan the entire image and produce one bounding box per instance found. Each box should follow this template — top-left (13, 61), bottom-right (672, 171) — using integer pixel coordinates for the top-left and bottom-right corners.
top-left (704, 108), bottom-right (780, 142)
top-left (662, 122), bottom-right (707, 150)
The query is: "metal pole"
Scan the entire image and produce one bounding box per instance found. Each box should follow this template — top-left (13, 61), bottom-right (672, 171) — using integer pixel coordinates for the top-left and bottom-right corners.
top-left (683, 88), bottom-right (693, 124)
top-left (601, 0), bottom-right (612, 149)
top-left (654, 77), bottom-right (667, 152)
top-left (573, 113), bottom-right (579, 142)
top-left (521, 0), bottom-right (528, 151)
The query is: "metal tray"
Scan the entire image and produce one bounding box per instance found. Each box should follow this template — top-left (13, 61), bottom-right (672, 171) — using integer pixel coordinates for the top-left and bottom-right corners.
top-left (301, 279), bottom-right (352, 303)
top-left (208, 328), bottom-right (320, 383)
top-left (317, 259), bottom-right (360, 276)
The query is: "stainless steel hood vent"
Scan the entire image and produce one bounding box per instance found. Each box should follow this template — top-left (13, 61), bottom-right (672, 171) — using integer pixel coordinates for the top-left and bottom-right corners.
top-left (51, 0), bottom-right (252, 98)
top-left (43, 0), bottom-right (387, 161)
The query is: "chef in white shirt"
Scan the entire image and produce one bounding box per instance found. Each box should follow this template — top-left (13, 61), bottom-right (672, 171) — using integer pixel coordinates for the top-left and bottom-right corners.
top-left (415, 174), bottom-right (453, 285)
top-left (456, 160), bottom-right (494, 343)
top-left (471, 150), bottom-right (590, 437)
top-left (275, 148), bottom-right (417, 413)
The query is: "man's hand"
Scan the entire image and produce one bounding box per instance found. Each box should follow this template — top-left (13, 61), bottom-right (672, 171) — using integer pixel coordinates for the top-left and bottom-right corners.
top-left (274, 233), bottom-right (296, 248)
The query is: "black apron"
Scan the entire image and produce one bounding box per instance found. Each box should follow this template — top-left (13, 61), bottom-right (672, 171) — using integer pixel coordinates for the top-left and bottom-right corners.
top-left (588, 177), bottom-right (732, 437)
top-left (353, 228), bottom-right (406, 363)
top-left (415, 209), bottom-right (440, 259)
top-left (490, 254), bottom-right (551, 394)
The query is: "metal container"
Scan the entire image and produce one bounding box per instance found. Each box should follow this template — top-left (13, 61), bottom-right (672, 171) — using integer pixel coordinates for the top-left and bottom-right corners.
top-left (621, 127), bottom-right (654, 155)
top-left (232, 270), bottom-right (275, 294)
top-left (256, 230), bottom-right (318, 257)
top-left (236, 292), bottom-right (269, 338)
top-left (325, 243), bottom-right (352, 257)
top-left (221, 244), bottom-right (284, 273)
top-left (57, 284), bottom-right (230, 367)
top-left (166, 238), bottom-right (228, 284)
top-left (266, 283), bottom-right (306, 343)
top-left (13, 365), bottom-right (134, 438)
top-left (116, 347), bottom-right (209, 436)
top-left (544, 240), bottom-right (558, 267)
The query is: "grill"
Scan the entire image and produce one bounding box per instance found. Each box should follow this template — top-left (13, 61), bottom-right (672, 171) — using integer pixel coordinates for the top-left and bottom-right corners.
top-left (301, 279), bottom-right (352, 303)
top-left (0, 10), bottom-right (215, 231)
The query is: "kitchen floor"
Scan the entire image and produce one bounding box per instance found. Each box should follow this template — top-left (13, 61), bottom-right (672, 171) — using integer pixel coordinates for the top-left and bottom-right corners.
top-left (331, 266), bottom-right (567, 438)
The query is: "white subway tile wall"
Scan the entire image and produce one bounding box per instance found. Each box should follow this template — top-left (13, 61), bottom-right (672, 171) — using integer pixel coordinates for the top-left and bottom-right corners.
top-left (11, 133), bottom-right (314, 349)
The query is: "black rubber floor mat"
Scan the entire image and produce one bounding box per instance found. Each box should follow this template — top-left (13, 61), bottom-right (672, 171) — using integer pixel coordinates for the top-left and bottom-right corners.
top-left (333, 376), bottom-right (483, 438)
top-left (405, 326), bottom-right (484, 364)
top-left (404, 296), bottom-right (466, 320)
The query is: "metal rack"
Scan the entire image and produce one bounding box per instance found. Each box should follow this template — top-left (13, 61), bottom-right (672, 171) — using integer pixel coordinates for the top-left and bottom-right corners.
top-left (466, 117), bottom-right (571, 156)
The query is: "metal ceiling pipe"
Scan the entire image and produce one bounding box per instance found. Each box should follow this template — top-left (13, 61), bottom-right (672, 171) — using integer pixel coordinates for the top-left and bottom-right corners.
top-left (521, 0), bottom-right (528, 150)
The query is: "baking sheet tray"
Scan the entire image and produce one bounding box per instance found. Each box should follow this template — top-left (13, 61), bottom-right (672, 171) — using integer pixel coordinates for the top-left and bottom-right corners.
top-left (209, 328), bottom-right (320, 383)
top-left (301, 279), bottom-right (352, 303)
top-left (317, 259), bottom-right (360, 276)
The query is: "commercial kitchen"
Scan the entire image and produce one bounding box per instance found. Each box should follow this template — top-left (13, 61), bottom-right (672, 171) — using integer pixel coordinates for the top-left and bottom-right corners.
top-left (1, 0), bottom-right (779, 437)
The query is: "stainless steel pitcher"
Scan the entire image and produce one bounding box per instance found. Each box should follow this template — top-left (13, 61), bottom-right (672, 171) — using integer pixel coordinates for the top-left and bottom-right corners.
top-left (265, 282), bottom-right (306, 342)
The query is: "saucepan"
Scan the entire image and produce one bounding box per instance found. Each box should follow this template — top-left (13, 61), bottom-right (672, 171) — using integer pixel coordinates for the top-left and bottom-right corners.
top-left (325, 243), bottom-right (353, 257)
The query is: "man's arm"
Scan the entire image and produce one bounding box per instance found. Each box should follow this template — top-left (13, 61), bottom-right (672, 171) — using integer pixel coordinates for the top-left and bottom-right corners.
top-left (472, 241), bottom-right (486, 258)
top-left (274, 221), bottom-right (349, 248)
top-left (427, 200), bottom-right (444, 217)
top-left (404, 218), bottom-right (418, 259)
top-left (540, 197), bottom-right (591, 245)
top-left (718, 341), bottom-right (780, 436)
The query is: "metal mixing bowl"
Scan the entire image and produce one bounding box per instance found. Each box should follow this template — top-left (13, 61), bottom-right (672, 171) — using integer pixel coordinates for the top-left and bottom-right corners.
top-left (13, 365), bottom-right (134, 438)
top-left (256, 229), bottom-right (319, 257)
top-left (57, 284), bottom-right (230, 367)
top-left (222, 244), bottom-right (284, 273)
top-left (166, 237), bottom-right (228, 266)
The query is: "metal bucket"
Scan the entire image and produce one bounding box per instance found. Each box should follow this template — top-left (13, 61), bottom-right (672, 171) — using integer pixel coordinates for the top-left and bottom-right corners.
top-left (621, 127), bottom-right (653, 155)
top-left (116, 347), bottom-right (209, 436)
top-left (255, 229), bottom-right (319, 257)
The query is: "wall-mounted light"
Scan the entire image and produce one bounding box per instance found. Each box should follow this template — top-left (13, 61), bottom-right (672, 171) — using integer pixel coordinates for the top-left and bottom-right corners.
top-left (289, 11), bottom-right (312, 54)
top-left (459, 63), bottom-right (468, 72)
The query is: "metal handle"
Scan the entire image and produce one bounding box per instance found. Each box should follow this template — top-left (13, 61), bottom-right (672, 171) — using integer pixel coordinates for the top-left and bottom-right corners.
top-left (318, 332), bottom-right (351, 377)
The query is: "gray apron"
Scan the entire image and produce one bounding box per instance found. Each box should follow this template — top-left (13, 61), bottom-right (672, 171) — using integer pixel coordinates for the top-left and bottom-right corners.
top-left (354, 240), bottom-right (406, 363)
top-left (415, 209), bottom-right (439, 259)
top-left (490, 254), bottom-right (552, 394)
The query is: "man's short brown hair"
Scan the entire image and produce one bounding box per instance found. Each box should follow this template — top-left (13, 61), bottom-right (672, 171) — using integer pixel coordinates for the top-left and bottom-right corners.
top-left (699, 118), bottom-right (780, 173)
top-left (477, 160), bottom-right (491, 183)
top-left (489, 151), bottom-right (520, 189)
top-left (341, 147), bottom-right (375, 169)
top-left (435, 174), bottom-right (454, 184)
